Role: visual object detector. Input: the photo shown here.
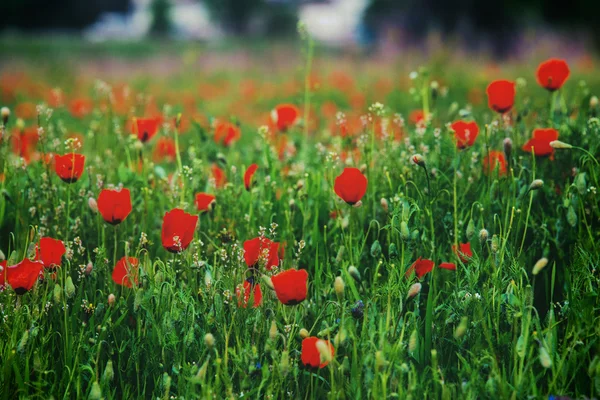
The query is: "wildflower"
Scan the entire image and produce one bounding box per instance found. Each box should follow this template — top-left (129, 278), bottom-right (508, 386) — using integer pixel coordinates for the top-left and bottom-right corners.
top-left (54, 153), bottom-right (85, 183)
top-left (161, 209), bottom-right (198, 253)
top-left (482, 151), bottom-right (507, 176)
top-left (522, 128), bottom-right (559, 158)
top-left (407, 282), bottom-right (422, 298)
top-left (243, 237), bottom-right (282, 270)
top-left (135, 117), bottom-right (160, 143)
top-left (195, 193), bottom-right (216, 212)
top-left (532, 257), bottom-right (549, 275)
top-left (112, 257), bottom-right (139, 288)
top-left (486, 80), bottom-right (516, 114)
top-left (334, 168), bottom-right (368, 205)
top-left (211, 164), bottom-right (227, 188)
top-left (244, 164), bottom-right (258, 191)
top-left (301, 337), bottom-right (335, 368)
top-left (36, 237), bottom-right (66, 269)
top-left (271, 269), bottom-right (308, 305)
top-left (236, 277), bottom-right (262, 308)
top-left (452, 242), bottom-right (473, 263)
top-left (439, 262), bottom-right (457, 271)
top-left (271, 104), bottom-right (300, 132)
top-left (405, 257), bottom-right (435, 279)
top-left (97, 188), bottom-right (132, 225)
top-left (213, 120), bottom-right (241, 146)
top-left (5, 259), bottom-right (44, 295)
top-left (536, 59), bottom-right (570, 91)
top-left (451, 120), bottom-right (479, 148)
top-left (153, 137), bottom-right (176, 162)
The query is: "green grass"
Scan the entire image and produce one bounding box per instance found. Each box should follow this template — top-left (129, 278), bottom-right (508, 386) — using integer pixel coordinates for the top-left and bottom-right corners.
top-left (0, 38), bottom-right (599, 399)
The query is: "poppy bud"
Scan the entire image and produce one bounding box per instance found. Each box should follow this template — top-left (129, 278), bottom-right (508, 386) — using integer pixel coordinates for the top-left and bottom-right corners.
top-left (334, 276), bottom-right (345, 299)
top-left (216, 152), bottom-right (227, 166)
top-left (408, 329), bottom-right (418, 353)
top-left (296, 179), bottom-right (304, 190)
top-left (389, 243), bottom-right (398, 258)
top-left (590, 96), bottom-right (599, 108)
top-left (532, 257), bottom-right (548, 275)
top-left (53, 283), bottom-right (62, 304)
top-left (539, 345), bottom-right (552, 368)
top-left (412, 154), bottom-right (426, 168)
top-left (65, 276), bottom-right (75, 298)
top-left (549, 140), bottom-right (573, 149)
top-left (479, 229), bottom-right (489, 243)
top-left (85, 262), bottom-right (93, 276)
top-left (108, 293), bottom-right (116, 306)
top-left (280, 351), bottom-right (290, 376)
top-left (407, 282), bottom-right (422, 298)
top-left (375, 351), bottom-right (386, 371)
top-left (348, 265), bottom-right (361, 283)
top-left (89, 381), bottom-right (102, 400)
top-left (102, 360), bottom-right (114, 382)
top-left (380, 198), bottom-right (389, 212)
top-left (529, 179), bottom-right (544, 191)
top-left (204, 333), bottom-right (215, 349)
top-left (289, 198), bottom-right (296, 210)
top-left (269, 320), bottom-right (278, 340)
top-left (466, 219), bottom-right (475, 240)
top-left (370, 240), bottom-right (382, 258)
top-left (196, 360), bottom-right (208, 381)
top-left (352, 200), bottom-right (363, 208)
top-left (454, 317), bottom-right (468, 339)
top-left (333, 329), bottom-right (347, 347)
top-left (359, 164), bottom-right (367, 174)
top-left (1, 107), bottom-right (10, 125)
top-left (503, 138), bottom-right (512, 160)
top-left (316, 339), bottom-right (333, 364)
top-left (88, 197), bottom-right (98, 213)
top-left (299, 328), bottom-right (309, 339)
top-left (261, 274), bottom-right (275, 290)
top-left (335, 246), bottom-right (345, 264)
top-left (491, 235), bottom-right (499, 253)
top-left (18, 329), bottom-right (29, 353)
top-left (400, 221), bottom-right (410, 241)
top-left (204, 270), bottom-right (213, 288)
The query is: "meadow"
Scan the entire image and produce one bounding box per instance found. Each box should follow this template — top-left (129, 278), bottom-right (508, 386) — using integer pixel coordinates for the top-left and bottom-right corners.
top-left (0, 35), bottom-right (599, 399)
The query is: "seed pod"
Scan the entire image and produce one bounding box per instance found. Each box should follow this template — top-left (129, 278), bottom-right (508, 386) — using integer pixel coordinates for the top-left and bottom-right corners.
top-left (334, 276), bottom-right (345, 299)
top-left (65, 276), bottom-right (75, 298)
top-left (347, 266), bottom-right (361, 283)
top-left (532, 257), bottom-right (548, 275)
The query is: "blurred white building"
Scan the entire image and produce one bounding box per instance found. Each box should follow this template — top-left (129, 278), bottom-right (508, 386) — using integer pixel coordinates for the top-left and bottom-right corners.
top-left (299, 0), bottom-right (367, 45)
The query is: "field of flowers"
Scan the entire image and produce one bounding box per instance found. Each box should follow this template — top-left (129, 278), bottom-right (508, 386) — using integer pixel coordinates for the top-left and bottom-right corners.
top-left (0, 37), bottom-right (599, 399)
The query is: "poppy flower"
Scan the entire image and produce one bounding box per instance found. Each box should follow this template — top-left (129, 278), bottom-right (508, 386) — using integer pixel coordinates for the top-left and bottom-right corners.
top-left (212, 164), bottom-right (227, 188)
top-left (6, 258), bottom-right (44, 295)
top-left (450, 121), bottom-right (479, 149)
top-left (214, 120), bottom-right (241, 146)
top-left (135, 118), bottom-right (160, 143)
top-left (195, 193), bottom-right (216, 212)
top-left (301, 337), bottom-right (335, 369)
top-left (409, 110), bottom-right (425, 125)
top-left (271, 268), bottom-right (308, 305)
top-left (271, 103), bottom-right (300, 132)
top-left (536, 59), bottom-right (570, 91)
top-left (54, 153), bottom-right (85, 183)
top-left (153, 137), bottom-right (176, 163)
top-left (97, 188), bottom-right (132, 225)
top-left (483, 151), bottom-right (507, 177)
top-left (161, 208), bottom-right (198, 253)
top-left (452, 243), bottom-right (473, 263)
top-left (439, 262), bottom-right (456, 271)
top-left (405, 258), bottom-right (435, 279)
top-left (486, 80), bottom-right (516, 114)
top-left (69, 98), bottom-right (93, 118)
top-left (243, 237), bottom-right (282, 270)
top-left (334, 168), bottom-right (368, 205)
top-left (522, 128), bottom-right (559, 158)
top-left (244, 164), bottom-right (258, 191)
top-left (11, 127), bottom-right (39, 163)
top-left (112, 256), bottom-right (139, 288)
top-left (36, 237), bottom-right (66, 269)
top-left (236, 277), bottom-right (262, 308)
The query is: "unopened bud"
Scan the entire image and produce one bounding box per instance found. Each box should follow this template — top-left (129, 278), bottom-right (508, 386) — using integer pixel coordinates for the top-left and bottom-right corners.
top-left (532, 257), bottom-right (548, 275)
top-left (347, 266), bottom-right (361, 283)
top-left (85, 262), bottom-right (93, 276)
top-left (407, 282), bottom-right (422, 298)
top-left (269, 320), bottom-right (278, 340)
top-left (539, 345), bottom-right (552, 368)
top-left (280, 351), bottom-right (290, 376)
top-left (400, 221), bottom-right (410, 241)
top-left (204, 333), bottom-right (215, 348)
top-left (65, 276), bottom-right (75, 298)
top-left (316, 340), bottom-right (333, 364)
top-left (299, 328), bottom-right (309, 339)
top-left (296, 179), bottom-right (304, 190)
top-left (529, 179), bottom-right (544, 191)
top-left (479, 229), bottom-right (489, 243)
top-left (550, 140), bottom-right (573, 149)
top-left (375, 350), bottom-right (386, 371)
top-left (503, 137), bottom-right (513, 160)
top-left (53, 283), bottom-right (62, 304)
top-left (454, 316), bottom-right (468, 339)
top-left (359, 164), bottom-right (367, 174)
top-left (1, 107), bottom-right (10, 125)
top-left (102, 360), bottom-right (114, 382)
top-left (108, 293), bottom-right (116, 306)
top-left (412, 154), bottom-right (426, 168)
top-left (334, 276), bottom-right (345, 299)
top-left (89, 381), bottom-right (102, 400)
top-left (352, 200), bottom-right (363, 208)
top-left (409, 329), bottom-right (418, 353)
top-left (88, 198), bottom-right (98, 213)
top-left (333, 329), bottom-right (347, 347)
top-left (380, 198), bottom-right (389, 212)
top-left (590, 96), bottom-right (599, 108)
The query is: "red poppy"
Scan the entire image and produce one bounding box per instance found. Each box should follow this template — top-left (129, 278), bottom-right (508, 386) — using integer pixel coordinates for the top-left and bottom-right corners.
top-left (271, 103), bottom-right (300, 132)
top-left (243, 237), bottom-right (282, 270)
top-left (244, 164), bottom-right (258, 191)
top-left (153, 137), bottom-right (176, 163)
top-left (536, 59), bottom-right (570, 91)
top-left (36, 237), bottom-right (66, 269)
top-left (212, 164), bottom-right (227, 188)
top-left (0, 261), bottom-right (6, 289)
top-left (486, 80), bottom-right (516, 114)
top-left (452, 243), bottom-right (473, 263)
top-left (301, 337), bottom-right (335, 369)
top-left (11, 127), bottom-right (39, 164)
top-left (112, 256), bottom-right (139, 288)
top-left (236, 277), bottom-right (262, 308)
top-left (334, 167), bottom-right (368, 205)
top-left (214, 120), bottom-right (241, 146)
top-left (405, 258), bottom-right (435, 279)
top-left (450, 121), bottom-right (479, 148)
top-left (439, 262), bottom-right (456, 271)
top-left (161, 208), bottom-right (198, 253)
top-left (195, 193), bottom-right (216, 212)
top-left (69, 98), bottom-right (93, 118)
top-left (54, 153), bottom-right (85, 183)
top-left (135, 118), bottom-right (160, 143)
top-left (97, 188), bottom-right (132, 225)
top-left (483, 151), bottom-right (507, 177)
top-left (271, 268), bottom-right (308, 305)
top-left (409, 110), bottom-right (425, 125)
top-left (522, 128), bottom-right (559, 158)
top-left (6, 258), bottom-right (44, 295)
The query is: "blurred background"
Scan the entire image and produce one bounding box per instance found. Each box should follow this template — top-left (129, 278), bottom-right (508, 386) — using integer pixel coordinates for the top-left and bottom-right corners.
top-left (1, 0), bottom-right (599, 59)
